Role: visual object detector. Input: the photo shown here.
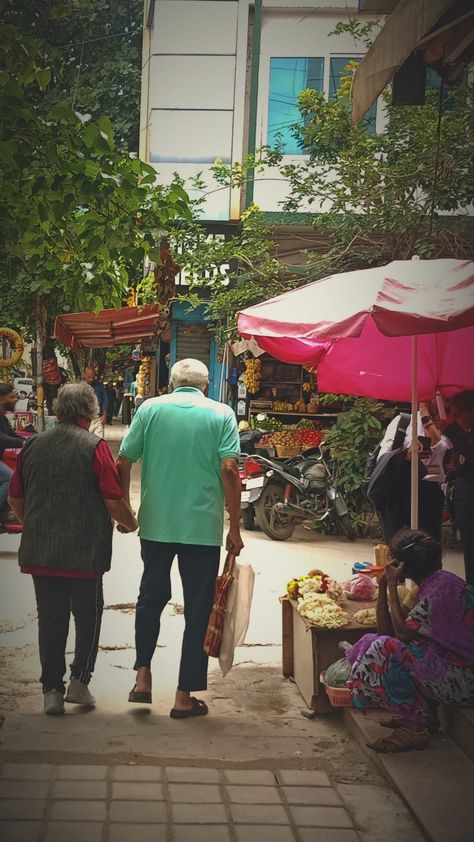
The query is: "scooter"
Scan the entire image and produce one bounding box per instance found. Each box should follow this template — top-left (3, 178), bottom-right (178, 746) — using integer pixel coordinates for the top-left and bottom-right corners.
top-left (248, 445), bottom-right (355, 542)
top-left (239, 455), bottom-right (266, 530)
top-left (0, 448), bottom-right (22, 534)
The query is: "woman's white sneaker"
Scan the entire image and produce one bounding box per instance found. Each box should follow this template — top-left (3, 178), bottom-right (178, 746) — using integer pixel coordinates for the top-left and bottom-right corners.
top-left (64, 677), bottom-right (96, 706)
top-left (43, 690), bottom-right (65, 715)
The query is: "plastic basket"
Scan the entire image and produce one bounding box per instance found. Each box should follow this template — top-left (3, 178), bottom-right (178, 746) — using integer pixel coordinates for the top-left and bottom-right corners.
top-left (320, 673), bottom-right (353, 708)
top-left (275, 445), bottom-right (300, 458)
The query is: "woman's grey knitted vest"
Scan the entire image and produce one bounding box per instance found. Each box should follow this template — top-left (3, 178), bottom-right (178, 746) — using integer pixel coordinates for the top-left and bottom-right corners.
top-left (18, 422), bottom-right (113, 572)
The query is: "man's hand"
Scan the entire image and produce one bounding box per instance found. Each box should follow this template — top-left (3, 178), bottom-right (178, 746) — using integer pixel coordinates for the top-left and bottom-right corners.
top-left (226, 527), bottom-right (244, 556)
top-left (100, 412), bottom-right (107, 427)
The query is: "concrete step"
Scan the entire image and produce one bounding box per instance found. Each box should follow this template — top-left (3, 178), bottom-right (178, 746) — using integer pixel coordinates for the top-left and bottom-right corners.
top-left (344, 708), bottom-right (474, 842)
top-left (440, 705), bottom-right (474, 763)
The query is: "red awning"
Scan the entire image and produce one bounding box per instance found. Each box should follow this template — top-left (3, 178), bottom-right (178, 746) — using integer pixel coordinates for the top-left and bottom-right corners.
top-left (54, 304), bottom-right (162, 352)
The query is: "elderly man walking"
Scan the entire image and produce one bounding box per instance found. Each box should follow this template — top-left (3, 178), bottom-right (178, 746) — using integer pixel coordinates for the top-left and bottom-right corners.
top-left (117, 358), bottom-right (243, 718)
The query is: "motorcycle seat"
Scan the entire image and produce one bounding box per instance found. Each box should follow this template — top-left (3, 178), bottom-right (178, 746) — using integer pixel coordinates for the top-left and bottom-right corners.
top-left (262, 458), bottom-right (303, 480)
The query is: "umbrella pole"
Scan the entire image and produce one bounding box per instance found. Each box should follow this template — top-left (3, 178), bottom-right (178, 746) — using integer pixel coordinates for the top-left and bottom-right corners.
top-left (410, 335), bottom-right (419, 529)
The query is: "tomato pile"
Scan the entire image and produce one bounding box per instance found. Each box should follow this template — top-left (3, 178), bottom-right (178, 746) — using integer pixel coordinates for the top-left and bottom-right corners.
top-left (296, 428), bottom-right (324, 447)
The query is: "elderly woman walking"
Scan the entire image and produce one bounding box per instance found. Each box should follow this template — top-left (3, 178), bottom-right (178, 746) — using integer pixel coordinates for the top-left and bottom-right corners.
top-left (8, 382), bottom-right (137, 715)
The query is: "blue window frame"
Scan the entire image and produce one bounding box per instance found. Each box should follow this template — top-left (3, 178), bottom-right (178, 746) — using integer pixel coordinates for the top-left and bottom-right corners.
top-left (267, 57), bottom-right (324, 154)
top-left (426, 67), bottom-right (463, 110)
top-left (329, 56), bottom-right (377, 133)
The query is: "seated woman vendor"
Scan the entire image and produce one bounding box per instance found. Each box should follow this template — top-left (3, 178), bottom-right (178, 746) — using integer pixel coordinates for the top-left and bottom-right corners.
top-left (346, 528), bottom-right (474, 753)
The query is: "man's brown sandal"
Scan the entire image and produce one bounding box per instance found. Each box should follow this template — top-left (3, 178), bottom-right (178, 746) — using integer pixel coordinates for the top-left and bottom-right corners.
top-left (128, 686), bottom-right (152, 704)
top-left (379, 715), bottom-right (439, 734)
top-left (367, 726), bottom-right (429, 753)
top-left (170, 697), bottom-right (208, 719)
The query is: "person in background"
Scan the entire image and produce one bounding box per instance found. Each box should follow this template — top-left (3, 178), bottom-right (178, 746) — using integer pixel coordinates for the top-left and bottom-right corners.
top-left (134, 391), bottom-right (145, 412)
top-left (116, 359), bottom-right (243, 718)
top-left (377, 400), bottom-right (451, 542)
top-left (347, 528), bottom-right (474, 753)
top-left (105, 382), bottom-right (116, 425)
top-left (8, 382), bottom-right (137, 716)
top-left (445, 390), bottom-right (474, 585)
top-left (114, 378), bottom-right (124, 418)
top-left (82, 366), bottom-right (108, 437)
top-left (0, 383), bottom-right (23, 517)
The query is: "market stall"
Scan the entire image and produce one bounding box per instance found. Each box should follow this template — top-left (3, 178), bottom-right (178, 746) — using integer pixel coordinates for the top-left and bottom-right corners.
top-left (236, 352), bottom-right (344, 456)
top-left (281, 567), bottom-right (385, 714)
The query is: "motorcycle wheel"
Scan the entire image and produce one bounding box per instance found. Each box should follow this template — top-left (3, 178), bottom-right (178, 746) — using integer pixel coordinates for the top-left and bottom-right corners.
top-left (337, 512), bottom-right (356, 541)
top-left (255, 482), bottom-right (295, 540)
top-left (241, 507), bottom-right (255, 531)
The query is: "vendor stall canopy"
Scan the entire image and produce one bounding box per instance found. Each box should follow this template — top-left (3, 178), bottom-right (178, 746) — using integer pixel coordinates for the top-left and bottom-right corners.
top-left (54, 304), bottom-right (162, 352)
top-left (353, 0), bottom-right (474, 123)
top-left (237, 258), bottom-right (474, 403)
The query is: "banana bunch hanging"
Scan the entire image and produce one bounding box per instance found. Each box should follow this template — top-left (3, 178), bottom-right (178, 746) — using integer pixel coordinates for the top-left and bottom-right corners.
top-left (243, 357), bottom-right (261, 394)
top-left (137, 357), bottom-right (151, 397)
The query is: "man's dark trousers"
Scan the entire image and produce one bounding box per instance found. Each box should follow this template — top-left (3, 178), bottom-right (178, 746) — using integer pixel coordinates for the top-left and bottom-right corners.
top-left (135, 540), bottom-right (220, 691)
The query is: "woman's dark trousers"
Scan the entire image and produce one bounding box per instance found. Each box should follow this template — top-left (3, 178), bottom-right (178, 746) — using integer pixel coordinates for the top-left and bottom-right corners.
top-left (135, 541), bottom-right (220, 692)
top-left (33, 575), bottom-right (104, 694)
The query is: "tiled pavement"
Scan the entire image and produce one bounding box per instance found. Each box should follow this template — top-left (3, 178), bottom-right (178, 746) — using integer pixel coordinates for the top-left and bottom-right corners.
top-left (0, 763), bottom-right (361, 842)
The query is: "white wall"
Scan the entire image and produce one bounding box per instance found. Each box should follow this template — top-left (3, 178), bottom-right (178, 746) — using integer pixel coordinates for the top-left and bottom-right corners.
top-left (143, 0), bottom-right (249, 220)
top-left (253, 7), bottom-right (381, 211)
top-left (141, 1), bottom-right (380, 219)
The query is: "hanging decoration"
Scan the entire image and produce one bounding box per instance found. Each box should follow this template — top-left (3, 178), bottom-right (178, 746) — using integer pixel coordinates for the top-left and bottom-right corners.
top-left (0, 327), bottom-right (24, 381)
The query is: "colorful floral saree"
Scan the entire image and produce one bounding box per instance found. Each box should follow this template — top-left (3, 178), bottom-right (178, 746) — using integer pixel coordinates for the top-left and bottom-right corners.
top-left (347, 571), bottom-right (474, 726)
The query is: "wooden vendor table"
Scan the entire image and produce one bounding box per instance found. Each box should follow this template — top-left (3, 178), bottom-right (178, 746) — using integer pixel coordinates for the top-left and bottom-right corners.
top-left (281, 596), bottom-right (377, 714)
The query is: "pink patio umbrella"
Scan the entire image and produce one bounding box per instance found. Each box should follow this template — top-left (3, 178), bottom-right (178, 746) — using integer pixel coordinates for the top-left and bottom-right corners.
top-left (238, 258), bottom-right (474, 528)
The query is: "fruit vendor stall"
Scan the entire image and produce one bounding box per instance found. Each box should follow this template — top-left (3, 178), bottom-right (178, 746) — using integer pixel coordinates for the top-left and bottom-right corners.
top-left (235, 352), bottom-right (343, 454)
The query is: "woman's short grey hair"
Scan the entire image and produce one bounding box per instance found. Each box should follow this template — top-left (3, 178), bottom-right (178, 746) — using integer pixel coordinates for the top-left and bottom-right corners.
top-left (56, 382), bottom-right (99, 421)
top-left (170, 358), bottom-right (209, 391)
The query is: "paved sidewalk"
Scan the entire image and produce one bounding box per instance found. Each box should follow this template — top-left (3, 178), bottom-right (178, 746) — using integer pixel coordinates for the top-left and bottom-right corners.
top-left (0, 762), bottom-right (359, 842)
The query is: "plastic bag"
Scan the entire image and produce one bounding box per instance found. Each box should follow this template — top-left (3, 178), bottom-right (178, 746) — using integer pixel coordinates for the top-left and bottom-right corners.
top-left (344, 573), bottom-right (377, 601)
top-left (324, 657), bottom-right (351, 688)
top-left (219, 560), bottom-right (255, 676)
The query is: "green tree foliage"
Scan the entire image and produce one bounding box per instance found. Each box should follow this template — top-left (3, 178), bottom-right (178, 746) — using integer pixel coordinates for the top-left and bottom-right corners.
top-left (280, 78), bottom-right (474, 270)
top-left (0, 0), bottom-right (143, 150)
top-left (0, 23), bottom-right (191, 338)
top-left (324, 398), bottom-right (395, 533)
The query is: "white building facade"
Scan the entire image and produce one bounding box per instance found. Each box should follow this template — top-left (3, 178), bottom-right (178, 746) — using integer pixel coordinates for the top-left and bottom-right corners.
top-left (140, 0), bottom-right (385, 222)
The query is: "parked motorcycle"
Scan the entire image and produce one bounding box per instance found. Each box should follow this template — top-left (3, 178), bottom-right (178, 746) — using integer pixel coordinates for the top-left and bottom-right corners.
top-left (239, 455), bottom-right (266, 530)
top-left (248, 445), bottom-right (355, 541)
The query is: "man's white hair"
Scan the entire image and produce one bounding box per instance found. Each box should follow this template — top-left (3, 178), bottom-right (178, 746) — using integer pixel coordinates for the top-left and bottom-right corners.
top-left (170, 358), bottom-right (209, 391)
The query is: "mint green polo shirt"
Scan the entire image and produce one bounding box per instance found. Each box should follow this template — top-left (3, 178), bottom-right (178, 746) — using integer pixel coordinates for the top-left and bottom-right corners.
top-left (119, 388), bottom-right (240, 546)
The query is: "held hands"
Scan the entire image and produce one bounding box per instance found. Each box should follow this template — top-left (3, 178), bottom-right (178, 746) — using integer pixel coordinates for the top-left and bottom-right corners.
top-left (226, 528), bottom-right (244, 556)
top-left (116, 502), bottom-right (138, 533)
top-left (116, 518), bottom-right (138, 534)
